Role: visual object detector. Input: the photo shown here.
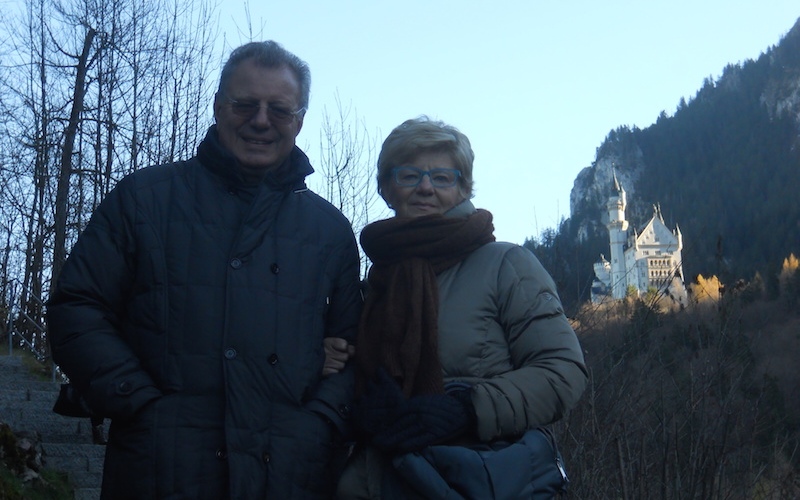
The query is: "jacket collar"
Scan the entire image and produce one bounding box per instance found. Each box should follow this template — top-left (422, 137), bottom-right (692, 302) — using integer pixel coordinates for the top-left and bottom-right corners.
top-left (196, 125), bottom-right (312, 191)
top-left (443, 199), bottom-right (477, 219)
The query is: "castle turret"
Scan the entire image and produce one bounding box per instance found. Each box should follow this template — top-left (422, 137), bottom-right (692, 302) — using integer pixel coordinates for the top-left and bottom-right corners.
top-left (606, 172), bottom-right (629, 299)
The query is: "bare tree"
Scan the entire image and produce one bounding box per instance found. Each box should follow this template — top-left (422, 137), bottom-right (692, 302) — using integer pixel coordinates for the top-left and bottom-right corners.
top-left (314, 93), bottom-right (388, 277)
top-left (0, 0), bottom-right (218, 356)
top-left (52, 26), bottom-right (95, 286)
top-left (1, 0), bottom-right (59, 351)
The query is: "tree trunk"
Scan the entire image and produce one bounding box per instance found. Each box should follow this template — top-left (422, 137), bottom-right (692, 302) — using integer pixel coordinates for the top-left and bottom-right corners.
top-left (51, 28), bottom-right (96, 290)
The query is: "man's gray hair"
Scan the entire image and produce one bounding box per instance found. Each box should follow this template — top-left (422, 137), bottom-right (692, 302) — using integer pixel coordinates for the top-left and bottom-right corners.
top-left (218, 41), bottom-right (311, 110)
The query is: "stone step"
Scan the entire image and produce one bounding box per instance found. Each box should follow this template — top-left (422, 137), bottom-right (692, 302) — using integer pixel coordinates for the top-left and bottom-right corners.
top-left (0, 355), bottom-right (53, 378)
top-left (0, 390), bottom-right (61, 411)
top-left (0, 386), bottom-right (60, 402)
top-left (68, 469), bottom-right (104, 489)
top-left (0, 399), bottom-right (60, 418)
top-left (3, 409), bottom-right (98, 444)
top-left (45, 461), bottom-right (104, 490)
top-left (44, 442), bottom-right (105, 467)
top-left (0, 378), bottom-right (60, 391)
top-left (0, 354), bottom-right (25, 369)
top-left (0, 359), bottom-right (58, 389)
top-left (0, 367), bottom-right (58, 380)
top-left (75, 487), bottom-right (101, 500)
top-left (0, 354), bottom-right (104, 496)
top-left (43, 442), bottom-right (106, 495)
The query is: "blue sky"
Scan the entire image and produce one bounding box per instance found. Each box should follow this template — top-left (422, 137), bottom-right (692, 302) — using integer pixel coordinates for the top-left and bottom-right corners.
top-left (48, 0), bottom-right (800, 244)
top-left (221, 0), bottom-right (800, 243)
top-left (200, 2), bottom-right (798, 243)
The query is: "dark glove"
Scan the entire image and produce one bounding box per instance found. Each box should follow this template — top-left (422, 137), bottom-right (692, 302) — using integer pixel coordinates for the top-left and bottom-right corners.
top-left (353, 367), bottom-right (406, 435)
top-left (372, 390), bottom-right (476, 453)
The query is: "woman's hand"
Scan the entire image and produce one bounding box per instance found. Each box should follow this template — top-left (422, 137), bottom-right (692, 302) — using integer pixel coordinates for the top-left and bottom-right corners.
top-left (322, 337), bottom-right (356, 376)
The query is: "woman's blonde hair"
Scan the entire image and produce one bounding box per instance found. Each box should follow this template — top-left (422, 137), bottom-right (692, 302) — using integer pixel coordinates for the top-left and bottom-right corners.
top-left (377, 116), bottom-right (474, 199)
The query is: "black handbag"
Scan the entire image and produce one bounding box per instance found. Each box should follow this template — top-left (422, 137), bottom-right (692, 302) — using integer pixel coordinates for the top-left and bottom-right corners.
top-left (52, 383), bottom-right (94, 418)
top-left (389, 427), bottom-right (569, 499)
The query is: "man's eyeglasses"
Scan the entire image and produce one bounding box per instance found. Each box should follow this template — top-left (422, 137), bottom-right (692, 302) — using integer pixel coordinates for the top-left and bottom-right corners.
top-left (222, 95), bottom-right (305, 124)
top-left (391, 167), bottom-right (461, 188)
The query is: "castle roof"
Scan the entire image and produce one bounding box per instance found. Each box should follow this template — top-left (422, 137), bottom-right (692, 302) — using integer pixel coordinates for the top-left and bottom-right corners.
top-left (611, 169), bottom-right (624, 195)
top-left (634, 209), bottom-right (680, 248)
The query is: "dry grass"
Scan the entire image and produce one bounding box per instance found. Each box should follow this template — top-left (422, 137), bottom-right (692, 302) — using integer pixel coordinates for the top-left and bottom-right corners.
top-left (557, 293), bottom-right (800, 499)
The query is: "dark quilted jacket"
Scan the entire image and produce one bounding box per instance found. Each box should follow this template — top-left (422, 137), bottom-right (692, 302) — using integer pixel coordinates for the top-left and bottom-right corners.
top-left (48, 127), bottom-right (363, 499)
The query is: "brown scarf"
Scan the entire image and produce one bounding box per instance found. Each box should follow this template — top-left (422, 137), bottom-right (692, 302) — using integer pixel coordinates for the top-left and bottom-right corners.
top-left (356, 209), bottom-right (495, 397)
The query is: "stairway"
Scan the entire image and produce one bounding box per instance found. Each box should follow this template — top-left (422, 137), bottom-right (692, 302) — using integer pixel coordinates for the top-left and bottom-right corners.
top-left (0, 354), bottom-right (104, 500)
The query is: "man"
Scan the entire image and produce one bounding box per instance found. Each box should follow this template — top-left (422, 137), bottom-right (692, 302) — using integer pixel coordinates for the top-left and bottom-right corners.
top-left (47, 41), bottom-right (362, 499)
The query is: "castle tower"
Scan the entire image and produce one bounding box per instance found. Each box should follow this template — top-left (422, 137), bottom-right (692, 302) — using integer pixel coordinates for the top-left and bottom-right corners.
top-left (606, 172), bottom-right (629, 299)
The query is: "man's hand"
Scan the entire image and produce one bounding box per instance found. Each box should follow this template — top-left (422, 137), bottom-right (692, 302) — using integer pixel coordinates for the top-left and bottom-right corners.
top-left (322, 337), bottom-right (356, 376)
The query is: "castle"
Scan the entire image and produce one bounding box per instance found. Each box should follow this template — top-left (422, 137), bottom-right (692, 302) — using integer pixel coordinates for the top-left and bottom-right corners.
top-left (591, 174), bottom-right (687, 305)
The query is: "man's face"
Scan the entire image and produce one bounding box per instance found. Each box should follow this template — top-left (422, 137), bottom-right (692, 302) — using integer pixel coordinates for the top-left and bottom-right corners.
top-left (213, 60), bottom-right (304, 176)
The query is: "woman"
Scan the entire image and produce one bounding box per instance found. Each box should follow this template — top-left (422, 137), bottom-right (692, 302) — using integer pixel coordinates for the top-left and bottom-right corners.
top-left (337, 116), bottom-right (587, 499)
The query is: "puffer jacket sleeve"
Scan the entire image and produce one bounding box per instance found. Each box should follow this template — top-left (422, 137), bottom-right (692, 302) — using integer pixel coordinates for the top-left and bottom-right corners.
top-left (304, 226), bottom-right (363, 434)
top-left (48, 175), bottom-right (163, 420)
top-left (471, 246), bottom-right (587, 441)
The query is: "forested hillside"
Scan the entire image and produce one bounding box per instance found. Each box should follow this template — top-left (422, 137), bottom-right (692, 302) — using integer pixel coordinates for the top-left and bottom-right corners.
top-left (528, 17), bottom-right (800, 310)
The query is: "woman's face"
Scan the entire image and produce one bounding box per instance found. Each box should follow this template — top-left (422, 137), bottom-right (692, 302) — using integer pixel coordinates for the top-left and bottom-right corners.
top-left (383, 151), bottom-right (465, 218)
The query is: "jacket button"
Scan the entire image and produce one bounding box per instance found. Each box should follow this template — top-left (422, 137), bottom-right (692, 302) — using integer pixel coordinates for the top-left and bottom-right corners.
top-left (216, 449), bottom-right (227, 460)
top-left (118, 381), bottom-right (133, 394)
top-left (230, 258), bottom-right (242, 269)
top-left (268, 354), bottom-right (279, 365)
top-left (262, 453), bottom-right (271, 463)
top-left (224, 348), bottom-right (237, 360)
top-left (338, 404), bottom-right (351, 418)
top-left (270, 263), bottom-right (279, 274)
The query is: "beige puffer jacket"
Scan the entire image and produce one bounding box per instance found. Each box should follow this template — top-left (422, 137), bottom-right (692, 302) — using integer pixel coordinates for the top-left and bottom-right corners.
top-left (437, 201), bottom-right (587, 442)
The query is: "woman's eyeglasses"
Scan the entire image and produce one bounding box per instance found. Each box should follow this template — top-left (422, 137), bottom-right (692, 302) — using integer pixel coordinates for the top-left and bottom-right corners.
top-left (222, 95), bottom-right (305, 124)
top-left (391, 167), bottom-right (461, 188)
